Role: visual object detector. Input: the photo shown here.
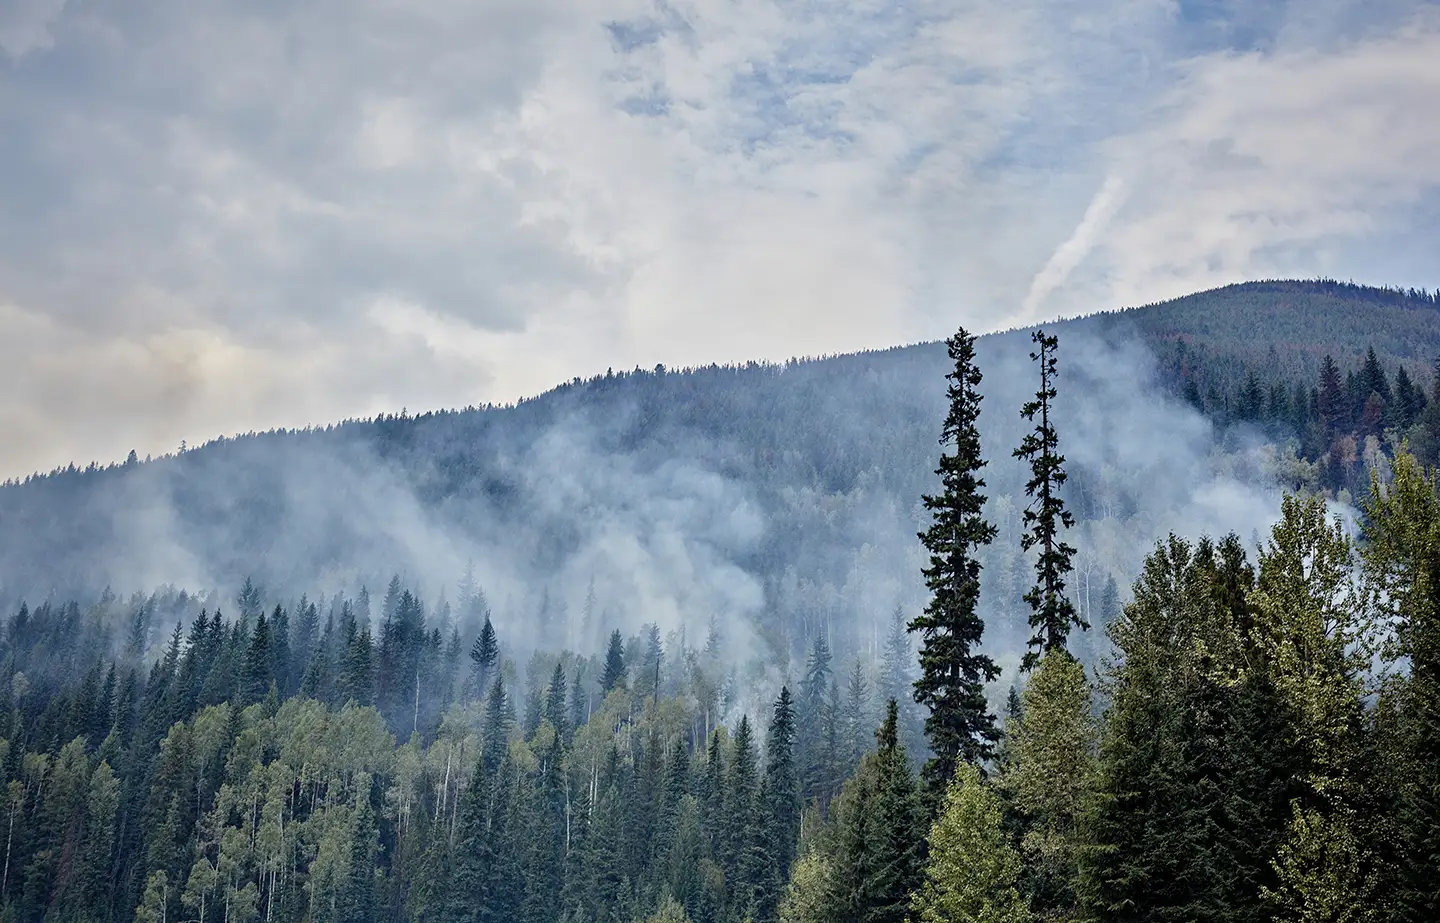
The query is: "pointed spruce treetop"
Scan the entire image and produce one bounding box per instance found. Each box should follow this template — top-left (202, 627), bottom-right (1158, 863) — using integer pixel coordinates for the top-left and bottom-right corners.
top-left (912, 325), bottom-right (1002, 789)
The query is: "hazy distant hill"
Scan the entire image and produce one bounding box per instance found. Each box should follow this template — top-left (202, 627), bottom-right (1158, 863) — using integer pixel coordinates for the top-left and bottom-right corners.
top-left (0, 279), bottom-right (1435, 664)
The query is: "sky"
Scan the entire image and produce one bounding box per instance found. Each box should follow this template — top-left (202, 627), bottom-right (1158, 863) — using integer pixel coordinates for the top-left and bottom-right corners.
top-left (1, 0), bottom-right (1438, 478)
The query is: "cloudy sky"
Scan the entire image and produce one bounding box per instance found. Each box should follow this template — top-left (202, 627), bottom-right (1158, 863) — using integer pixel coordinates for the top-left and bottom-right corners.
top-left (2, 0), bottom-right (1438, 477)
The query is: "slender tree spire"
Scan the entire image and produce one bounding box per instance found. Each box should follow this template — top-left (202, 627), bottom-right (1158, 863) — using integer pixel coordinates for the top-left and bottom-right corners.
top-left (1013, 329), bottom-right (1083, 668)
top-left (912, 326), bottom-right (1002, 788)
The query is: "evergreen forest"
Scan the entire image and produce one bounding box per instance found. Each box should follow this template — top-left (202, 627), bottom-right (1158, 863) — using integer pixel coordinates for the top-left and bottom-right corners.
top-left (0, 280), bottom-right (1438, 921)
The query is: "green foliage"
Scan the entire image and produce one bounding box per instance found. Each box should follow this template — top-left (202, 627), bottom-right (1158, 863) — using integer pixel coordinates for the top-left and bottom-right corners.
top-left (1013, 331), bottom-right (1083, 667)
top-left (1362, 449), bottom-right (1440, 920)
top-left (602, 630), bottom-right (628, 693)
top-left (1080, 534), bottom-right (1298, 923)
top-left (913, 326), bottom-right (1002, 788)
top-left (999, 650), bottom-right (1096, 919)
top-left (911, 763), bottom-right (1030, 923)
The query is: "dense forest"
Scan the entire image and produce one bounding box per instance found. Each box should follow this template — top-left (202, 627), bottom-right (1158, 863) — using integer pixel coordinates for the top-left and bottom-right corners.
top-left (1, 296), bottom-right (1438, 922)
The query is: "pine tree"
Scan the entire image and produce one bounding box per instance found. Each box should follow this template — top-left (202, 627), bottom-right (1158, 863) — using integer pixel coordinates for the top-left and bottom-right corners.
top-left (470, 615), bottom-right (499, 701)
top-left (912, 326), bottom-right (1001, 788)
top-left (242, 608), bottom-right (273, 705)
top-left (842, 660), bottom-right (871, 766)
top-left (601, 629), bottom-right (627, 694)
top-left (759, 687), bottom-right (801, 923)
top-left (1013, 330), bottom-right (1083, 667)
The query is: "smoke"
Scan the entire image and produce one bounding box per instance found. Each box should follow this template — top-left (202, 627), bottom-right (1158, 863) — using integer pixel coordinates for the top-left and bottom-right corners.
top-left (1020, 173), bottom-right (1129, 324)
top-left (0, 319), bottom-right (1299, 714)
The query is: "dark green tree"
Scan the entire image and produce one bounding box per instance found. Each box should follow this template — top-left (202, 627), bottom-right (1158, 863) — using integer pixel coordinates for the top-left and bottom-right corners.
top-left (1013, 329), bottom-right (1083, 667)
top-left (758, 687), bottom-right (800, 922)
top-left (470, 615), bottom-right (499, 701)
top-left (601, 629), bottom-right (627, 694)
top-left (912, 326), bottom-right (1002, 787)
top-left (242, 607), bottom-right (274, 705)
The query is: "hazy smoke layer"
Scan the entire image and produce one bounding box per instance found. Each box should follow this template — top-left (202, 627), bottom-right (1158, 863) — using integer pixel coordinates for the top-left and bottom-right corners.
top-left (0, 322), bottom-right (1288, 697)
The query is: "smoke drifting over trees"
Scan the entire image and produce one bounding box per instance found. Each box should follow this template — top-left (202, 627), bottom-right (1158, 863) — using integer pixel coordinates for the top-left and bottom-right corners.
top-left (0, 280), bottom-right (1437, 922)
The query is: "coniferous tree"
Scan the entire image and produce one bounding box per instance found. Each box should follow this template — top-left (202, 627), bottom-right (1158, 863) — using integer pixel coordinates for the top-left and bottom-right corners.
top-left (338, 624), bottom-right (375, 707)
top-left (447, 757), bottom-right (497, 922)
top-left (470, 615), bottom-right (500, 701)
top-left (912, 326), bottom-right (1001, 788)
top-left (826, 701), bottom-right (925, 923)
top-left (482, 678), bottom-right (512, 772)
top-left (1081, 534), bottom-right (1297, 923)
top-left (1362, 450), bottom-right (1440, 920)
top-left (759, 687), bottom-right (801, 923)
top-left (1000, 649), bottom-right (1097, 919)
top-left (242, 608), bottom-right (273, 705)
top-left (1013, 330), bottom-right (1083, 667)
top-left (1249, 496), bottom-right (1380, 922)
top-left (841, 660), bottom-right (871, 766)
top-left (639, 624), bottom-right (663, 699)
top-left (1319, 354), bottom-right (1348, 438)
top-left (544, 661), bottom-right (569, 739)
top-left (601, 630), bottom-right (628, 694)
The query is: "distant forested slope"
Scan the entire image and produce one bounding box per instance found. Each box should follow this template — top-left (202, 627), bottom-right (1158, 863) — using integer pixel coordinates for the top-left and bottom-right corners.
top-left (0, 280), bottom-right (1435, 670)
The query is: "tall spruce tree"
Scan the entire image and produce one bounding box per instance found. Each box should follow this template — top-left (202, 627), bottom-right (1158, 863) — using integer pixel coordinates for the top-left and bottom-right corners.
top-left (912, 326), bottom-right (1002, 788)
top-left (1013, 329), bottom-right (1083, 667)
top-left (759, 686), bottom-right (801, 923)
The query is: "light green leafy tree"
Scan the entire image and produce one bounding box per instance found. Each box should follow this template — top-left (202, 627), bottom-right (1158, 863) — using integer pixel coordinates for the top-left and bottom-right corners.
top-left (911, 762), bottom-right (1030, 923)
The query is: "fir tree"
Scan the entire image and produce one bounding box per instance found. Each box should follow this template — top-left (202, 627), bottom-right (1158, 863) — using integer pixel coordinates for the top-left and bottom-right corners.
top-left (1082, 533), bottom-right (1303, 923)
top-left (842, 660), bottom-right (871, 766)
top-left (1013, 329), bottom-right (1083, 667)
top-left (470, 614), bottom-right (500, 701)
top-left (482, 678), bottom-right (512, 773)
top-left (827, 701), bottom-right (925, 923)
top-left (601, 630), bottom-right (627, 693)
top-left (544, 661), bottom-right (569, 740)
top-left (759, 687), bottom-right (801, 922)
top-left (912, 326), bottom-right (1002, 787)
top-left (639, 623), bottom-right (663, 699)
top-left (242, 608), bottom-right (273, 705)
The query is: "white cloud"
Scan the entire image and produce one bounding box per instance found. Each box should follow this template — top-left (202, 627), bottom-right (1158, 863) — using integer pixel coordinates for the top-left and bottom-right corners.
top-left (0, 0), bottom-right (1437, 477)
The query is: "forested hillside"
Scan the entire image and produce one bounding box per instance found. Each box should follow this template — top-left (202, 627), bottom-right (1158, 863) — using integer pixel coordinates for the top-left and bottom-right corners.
top-left (0, 305), bottom-right (1437, 923)
top-left (1, 279), bottom-right (1437, 675)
